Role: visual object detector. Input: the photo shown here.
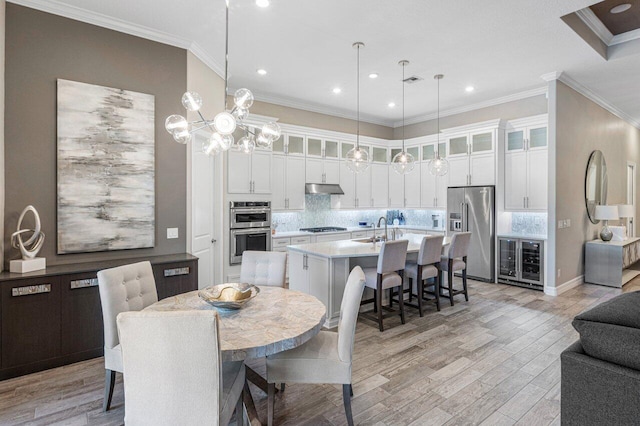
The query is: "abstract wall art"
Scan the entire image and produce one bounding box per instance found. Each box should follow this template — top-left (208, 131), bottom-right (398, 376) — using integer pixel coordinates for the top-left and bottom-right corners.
top-left (57, 79), bottom-right (155, 253)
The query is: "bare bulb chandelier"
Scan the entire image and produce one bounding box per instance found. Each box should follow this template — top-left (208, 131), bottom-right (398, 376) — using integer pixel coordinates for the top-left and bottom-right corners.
top-left (391, 60), bottom-right (415, 175)
top-left (428, 74), bottom-right (449, 176)
top-left (165, 0), bottom-right (281, 155)
top-left (345, 42), bottom-right (370, 173)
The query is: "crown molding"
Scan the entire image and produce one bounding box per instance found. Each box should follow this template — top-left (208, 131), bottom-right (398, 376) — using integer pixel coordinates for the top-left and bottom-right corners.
top-left (392, 86), bottom-right (547, 128)
top-left (189, 42), bottom-right (224, 79)
top-left (558, 73), bottom-right (640, 129)
top-left (232, 88), bottom-right (396, 128)
top-left (610, 28), bottom-right (640, 46)
top-left (576, 8), bottom-right (614, 45)
top-left (540, 71), bottom-right (564, 82)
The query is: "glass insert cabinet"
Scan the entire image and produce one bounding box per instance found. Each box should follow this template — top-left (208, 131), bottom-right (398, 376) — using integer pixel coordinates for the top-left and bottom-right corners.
top-left (498, 237), bottom-right (544, 288)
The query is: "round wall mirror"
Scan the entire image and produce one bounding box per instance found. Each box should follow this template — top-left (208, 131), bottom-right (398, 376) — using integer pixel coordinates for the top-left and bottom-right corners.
top-left (585, 150), bottom-right (608, 224)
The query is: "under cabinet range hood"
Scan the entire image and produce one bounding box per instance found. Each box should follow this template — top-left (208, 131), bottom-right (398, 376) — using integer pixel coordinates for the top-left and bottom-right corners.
top-left (305, 183), bottom-right (345, 195)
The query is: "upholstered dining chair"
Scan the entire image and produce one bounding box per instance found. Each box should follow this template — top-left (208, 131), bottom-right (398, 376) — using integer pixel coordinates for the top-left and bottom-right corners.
top-left (117, 310), bottom-right (245, 426)
top-left (97, 261), bottom-right (158, 411)
top-left (266, 266), bottom-right (366, 426)
top-left (361, 239), bottom-right (409, 332)
top-left (404, 234), bottom-right (444, 316)
top-left (440, 232), bottom-right (472, 306)
top-left (240, 250), bottom-right (287, 287)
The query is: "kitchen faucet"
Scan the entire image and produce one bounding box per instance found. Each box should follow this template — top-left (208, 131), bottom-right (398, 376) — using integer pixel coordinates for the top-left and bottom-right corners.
top-left (376, 216), bottom-right (388, 242)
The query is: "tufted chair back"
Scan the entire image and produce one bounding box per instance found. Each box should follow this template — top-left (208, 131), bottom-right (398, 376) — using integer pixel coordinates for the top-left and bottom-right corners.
top-left (98, 261), bottom-right (158, 351)
top-left (240, 251), bottom-right (287, 287)
top-left (377, 239), bottom-right (409, 274)
top-left (337, 266), bottom-right (366, 363)
top-left (447, 232), bottom-right (472, 260)
top-left (418, 235), bottom-right (444, 266)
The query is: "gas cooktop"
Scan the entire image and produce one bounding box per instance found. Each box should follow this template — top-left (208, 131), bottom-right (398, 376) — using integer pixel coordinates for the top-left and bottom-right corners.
top-left (299, 227), bottom-right (348, 233)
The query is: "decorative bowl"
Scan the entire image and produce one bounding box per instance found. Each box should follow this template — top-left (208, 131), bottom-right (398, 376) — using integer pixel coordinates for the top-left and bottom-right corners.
top-left (198, 283), bottom-right (260, 310)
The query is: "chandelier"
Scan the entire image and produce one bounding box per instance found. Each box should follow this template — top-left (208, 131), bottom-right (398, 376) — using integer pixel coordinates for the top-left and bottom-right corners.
top-left (345, 42), bottom-right (370, 173)
top-left (428, 74), bottom-right (449, 176)
top-left (391, 60), bottom-right (415, 175)
top-left (164, 0), bottom-right (281, 155)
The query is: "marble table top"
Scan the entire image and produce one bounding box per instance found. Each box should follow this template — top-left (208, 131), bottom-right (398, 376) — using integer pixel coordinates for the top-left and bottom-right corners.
top-left (145, 286), bottom-right (326, 362)
top-left (287, 233), bottom-right (451, 259)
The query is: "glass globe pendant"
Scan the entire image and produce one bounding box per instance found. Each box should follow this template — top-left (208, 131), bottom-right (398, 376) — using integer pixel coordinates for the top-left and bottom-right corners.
top-left (392, 60), bottom-right (415, 175)
top-left (237, 135), bottom-right (256, 154)
top-left (345, 42), bottom-right (370, 173)
top-left (428, 74), bottom-right (450, 177)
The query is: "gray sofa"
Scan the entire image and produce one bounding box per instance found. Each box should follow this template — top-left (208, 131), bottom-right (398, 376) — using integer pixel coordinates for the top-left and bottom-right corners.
top-left (561, 291), bottom-right (640, 425)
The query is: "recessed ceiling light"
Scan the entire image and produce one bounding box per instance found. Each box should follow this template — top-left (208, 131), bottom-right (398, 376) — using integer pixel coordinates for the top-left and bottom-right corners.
top-left (256, 0), bottom-right (270, 8)
top-left (610, 3), bottom-right (631, 14)
top-left (332, 87), bottom-right (342, 94)
top-left (388, 102), bottom-right (396, 108)
top-left (257, 69), bottom-right (267, 75)
top-left (465, 85), bottom-right (475, 92)
top-left (369, 73), bottom-right (379, 79)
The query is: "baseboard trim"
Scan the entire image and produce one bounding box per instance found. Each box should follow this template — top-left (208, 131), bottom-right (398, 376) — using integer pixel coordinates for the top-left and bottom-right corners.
top-left (544, 275), bottom-right (583, 296)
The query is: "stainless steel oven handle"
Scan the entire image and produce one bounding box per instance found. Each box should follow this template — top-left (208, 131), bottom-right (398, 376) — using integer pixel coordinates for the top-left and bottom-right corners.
top-left (230, 208), bottom-right (271, 214)
top-left (230, 228), bottom-right (270, 236)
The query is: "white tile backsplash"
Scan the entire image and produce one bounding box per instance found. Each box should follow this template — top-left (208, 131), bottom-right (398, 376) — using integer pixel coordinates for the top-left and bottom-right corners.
top-left (272, 195), bottom-right (446, 232)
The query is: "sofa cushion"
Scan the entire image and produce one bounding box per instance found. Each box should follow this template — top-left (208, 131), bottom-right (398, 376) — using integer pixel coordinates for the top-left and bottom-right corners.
top-left (572, 291), bottom-right (640, 371)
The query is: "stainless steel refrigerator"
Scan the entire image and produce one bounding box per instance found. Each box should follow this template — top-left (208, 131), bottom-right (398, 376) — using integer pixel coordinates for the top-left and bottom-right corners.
top-left (447, 186), bottom-right (495, 282)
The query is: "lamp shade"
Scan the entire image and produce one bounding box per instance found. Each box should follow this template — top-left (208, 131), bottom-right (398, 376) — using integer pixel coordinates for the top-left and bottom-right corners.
top-left (617, 204), bottom-right (634, 218)
top-left (595, 205), bottom-right (619, 220)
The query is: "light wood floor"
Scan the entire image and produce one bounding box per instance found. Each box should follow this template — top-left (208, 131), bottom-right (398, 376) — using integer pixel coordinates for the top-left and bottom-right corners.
top-left (2, 278), bottom-right (638, 426)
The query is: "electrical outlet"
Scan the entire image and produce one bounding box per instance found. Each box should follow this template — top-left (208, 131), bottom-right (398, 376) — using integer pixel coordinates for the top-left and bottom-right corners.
top-left (566, 219), bottom-right (571, 227)
top-left (558, 220), bottom-right (564, 229)
top-left (167, 228), bottom-right (179, 239)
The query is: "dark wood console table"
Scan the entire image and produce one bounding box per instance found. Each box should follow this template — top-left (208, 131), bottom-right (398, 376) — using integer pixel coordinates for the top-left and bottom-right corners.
top-left (0, 253), bottom-right (198, 380)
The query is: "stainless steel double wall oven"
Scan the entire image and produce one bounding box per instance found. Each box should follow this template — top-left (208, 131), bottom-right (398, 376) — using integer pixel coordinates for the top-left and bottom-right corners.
top-left (229, 201), bottom-right (271, 265)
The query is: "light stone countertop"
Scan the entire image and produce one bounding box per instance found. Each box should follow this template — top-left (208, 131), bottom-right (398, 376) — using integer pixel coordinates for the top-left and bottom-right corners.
top-left (497, 233), bottom-right (548, 241)
top-left (273, 225), bottom-right (446, 239)
top-left (287, 233), bottom-right (450, 259)
top-left (144, 286), bottom-right (326, 362)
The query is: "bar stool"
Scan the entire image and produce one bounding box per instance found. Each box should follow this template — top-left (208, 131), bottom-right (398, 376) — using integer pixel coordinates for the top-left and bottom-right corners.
top-left (361, 239), bottom-right (409, 332)
top-left (440, 232), bottom-right (472, 306)
top-left (403, 235), bottom-right (444, 316)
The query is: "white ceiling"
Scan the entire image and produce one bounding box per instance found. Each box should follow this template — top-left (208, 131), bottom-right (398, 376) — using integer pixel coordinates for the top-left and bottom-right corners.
top-left (11, 0), bottom-right (640, 128)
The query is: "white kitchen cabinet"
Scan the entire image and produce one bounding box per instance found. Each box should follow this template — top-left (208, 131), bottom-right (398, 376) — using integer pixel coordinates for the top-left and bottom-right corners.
top-left (272, 237), bottom-right (290, 252)
top-left (388, 167), bottom-right (405, 208)
top-left (355, 167), bottom-right (372, 208)
top-left (404, 162), bottom-right (421, 207)
top-left (315, 232), bottom-right (351, 243)
top-left (306, 157), bottom-right (340, 184)
top-left (332, 162), bottom-right (356, 209)
top-left (421, 142), bottom-right (448, 208)
top-left (273, 134), bottom-right (305, 156)
top-left (227, 150), bottom-right (272, 194)
top-left (307, 137), bottom-right (340, 160)
top-left (371, 163), bottom-right (389, 208)
top-left (272, 155), bottom-right (305, 211)
top-left (350, 230), bottom-right (368, 239)
top-left (445, 130), bottom-right (495, 186)
top-left (324, 160), bottom-right (340, 185)
top-left (289, 251), bottom-right (330, 317)
top-left (504, 123), bottom-right (547, 211)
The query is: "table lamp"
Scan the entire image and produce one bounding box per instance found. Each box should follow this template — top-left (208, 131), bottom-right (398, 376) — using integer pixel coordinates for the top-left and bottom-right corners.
top-left (595, 205), bottom-right (619, 242)
top-left (617, 204), bottom-right (634, 238)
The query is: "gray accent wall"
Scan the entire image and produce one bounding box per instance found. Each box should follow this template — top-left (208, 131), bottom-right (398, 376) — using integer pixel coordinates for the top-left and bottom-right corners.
top-left (4, 4), bottom-right (188, 267)
top-left (394, 95), bottom-right (548, 139)
top-left (555, 81), bottom-right (640, 286)
top-left (0, 0), bottom-right (5, 270)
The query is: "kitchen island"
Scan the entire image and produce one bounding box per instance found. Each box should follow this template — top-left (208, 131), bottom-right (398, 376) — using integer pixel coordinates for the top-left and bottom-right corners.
top-left (288, 233), bottom-right (450, 328)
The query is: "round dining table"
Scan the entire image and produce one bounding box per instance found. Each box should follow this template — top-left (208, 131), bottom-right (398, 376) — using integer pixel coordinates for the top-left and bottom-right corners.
top-left (145, 286), bottom-right (327, 362)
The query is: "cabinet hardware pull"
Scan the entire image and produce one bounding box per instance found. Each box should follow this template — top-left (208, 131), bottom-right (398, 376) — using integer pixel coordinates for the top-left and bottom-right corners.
top-left (70, 278), bottom-right (98, 289)
top-left (164, 267), bottom-right (190, 277)
top-left (371, 198), bottom-right (374, 207)
top-left (12, 284), bottom-right (51, 297)
top-left (524, 197), bottom-right (526, 209)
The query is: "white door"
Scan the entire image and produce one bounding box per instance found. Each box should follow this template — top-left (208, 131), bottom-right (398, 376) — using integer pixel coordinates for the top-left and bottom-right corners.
top-left (371, 163), bottom-right (389, 208)
top-left (505, 151), bottom-right (528, 210)
top-left (421, 166), bottom-right (437, 208)
top-left (404, 163), bottom-right (421, 207)
top-left (287, 156), bottom-right (306, 210)
top-left (469, 154), bottom-right (495, 186)
top-left (227, 151), bottom-right (251, 193)
top-left (388, 167), bottom-right (405, 207)
top-left (527, 149), bottom-right (548, 210)
top-left (251, 151), bottom-right (272, 194)
top-left (324, 160), bottom-right (340, 185)
top-left (288, 252), bottom-right (308, 293)
top-left (306, 158), bottom-right (324, 183)
top-left (271, 155), bottom-right (286, 210)
top-left (447, 156), bottom-right (469, 187)
top-left (332, 162), bottom-right (355, 209)
top-left (191, 133), bottom-right (214, 289)
top-left (355, 166), bottom-right (372, 208)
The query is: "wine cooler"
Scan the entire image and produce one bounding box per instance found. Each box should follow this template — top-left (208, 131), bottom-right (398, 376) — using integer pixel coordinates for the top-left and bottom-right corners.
top-left (498, 237), bottom-right (544, 289)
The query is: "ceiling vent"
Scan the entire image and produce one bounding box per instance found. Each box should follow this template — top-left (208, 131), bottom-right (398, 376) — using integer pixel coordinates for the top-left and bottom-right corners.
top-left (403, 75), bottom-right (423, 84)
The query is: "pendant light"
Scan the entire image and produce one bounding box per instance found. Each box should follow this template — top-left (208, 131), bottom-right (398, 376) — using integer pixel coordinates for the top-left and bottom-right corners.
top-left (428, 74), bottom-right (449, 176)
top-left (345, 42), bottom-right (370, 173)
top-left (165, 0), bottom-right (281, 156)
top-left (391, 60), bottom-right (415, 175)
